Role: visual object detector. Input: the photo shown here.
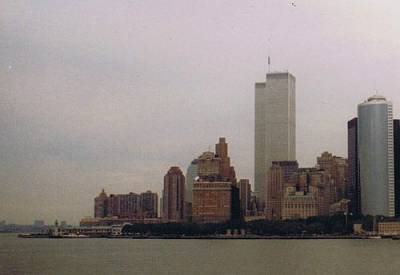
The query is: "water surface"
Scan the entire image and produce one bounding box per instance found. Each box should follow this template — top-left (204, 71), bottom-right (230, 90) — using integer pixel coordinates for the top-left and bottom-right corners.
top-left (0, 233), bottom-right (399, 275)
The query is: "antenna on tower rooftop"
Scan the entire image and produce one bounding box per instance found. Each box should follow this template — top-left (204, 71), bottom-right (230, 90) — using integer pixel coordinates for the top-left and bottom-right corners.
top-left (267, 37), bottom-right (271, 73)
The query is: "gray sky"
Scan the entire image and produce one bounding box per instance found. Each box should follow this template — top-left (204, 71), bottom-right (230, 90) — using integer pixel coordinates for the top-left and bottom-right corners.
top-left (1, 0), bottom-right (400, 224)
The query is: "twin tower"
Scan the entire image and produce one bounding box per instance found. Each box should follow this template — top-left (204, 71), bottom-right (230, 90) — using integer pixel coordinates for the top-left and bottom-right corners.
top-left (254, 72), bottom-right (296, 208)
top-left (255, 72), bottom-right (397, 217)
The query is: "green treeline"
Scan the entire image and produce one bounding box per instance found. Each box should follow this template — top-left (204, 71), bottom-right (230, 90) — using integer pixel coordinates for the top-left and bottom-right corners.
top-left (122, 214), bottom-right (375, 236)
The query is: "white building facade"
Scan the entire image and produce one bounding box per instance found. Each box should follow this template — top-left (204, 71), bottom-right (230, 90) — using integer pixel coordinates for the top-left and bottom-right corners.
top-left (254, 72), bottom-right (296, 206)
top-left (358, 95), bottom-right (395, 217)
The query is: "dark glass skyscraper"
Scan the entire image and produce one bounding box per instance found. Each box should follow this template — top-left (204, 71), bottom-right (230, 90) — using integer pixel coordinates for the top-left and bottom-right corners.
top-left (347, 117), bottom-right (360, 215)
top-left (394, 119), bottom-right (400, 216)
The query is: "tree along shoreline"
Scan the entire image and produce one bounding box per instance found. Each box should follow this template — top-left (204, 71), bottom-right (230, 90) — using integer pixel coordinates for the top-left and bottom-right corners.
top-left (121, 214), bottom-right (376, 237)
top-left (111, 234), bottom-right (367, 239)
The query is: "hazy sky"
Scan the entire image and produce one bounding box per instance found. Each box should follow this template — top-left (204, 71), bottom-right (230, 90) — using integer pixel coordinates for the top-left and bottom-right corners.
top-left (2, 0), bottom-right (400, 224)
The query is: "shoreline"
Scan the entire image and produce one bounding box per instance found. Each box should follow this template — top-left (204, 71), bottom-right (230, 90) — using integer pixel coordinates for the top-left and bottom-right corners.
top-left (17, 233), bottom-right (388, 240)
top-left (110, 235), bottom-right (371, 240)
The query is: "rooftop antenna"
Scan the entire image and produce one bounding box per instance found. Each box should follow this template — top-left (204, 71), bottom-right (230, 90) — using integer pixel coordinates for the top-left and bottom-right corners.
top-left (267, 37), bottom-right (271, 73)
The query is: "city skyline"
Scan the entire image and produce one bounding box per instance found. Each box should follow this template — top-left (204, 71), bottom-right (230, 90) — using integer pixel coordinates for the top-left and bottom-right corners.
top-left (2, 1), bottom-right (400, 224)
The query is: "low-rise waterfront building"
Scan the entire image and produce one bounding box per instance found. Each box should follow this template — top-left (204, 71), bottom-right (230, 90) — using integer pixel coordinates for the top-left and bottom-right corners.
top-left (80, 217), bottom-right (161, 227)
top-left (378, 222), bottom-right (400, 236)
top-left (329, 199), bottom-right (350, 216)
top-left (282, 187), bottom-right (319, 220)
top-left (94, 190), bottom-right (158, 220)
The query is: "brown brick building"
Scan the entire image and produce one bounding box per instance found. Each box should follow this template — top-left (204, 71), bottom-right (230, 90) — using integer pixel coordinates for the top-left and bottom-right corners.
top-left (265, 161), bottom-right (298, 220)
top-left (139, 191), bottom-right (158, 218)
top-left (192, 137), bottom-right (240, 224)
top-left (317, 152), bottom-right (348, 202)
top-left (192, 181), bottom-right (233, 223)
top-left (281, 168), bottom-right (333, 219)
top-left (162, 166), bottom-right (185, 223)
top-left (282, 187), bottom-right (319, 220)
top-left (94, 190), bottom-right (158, 219)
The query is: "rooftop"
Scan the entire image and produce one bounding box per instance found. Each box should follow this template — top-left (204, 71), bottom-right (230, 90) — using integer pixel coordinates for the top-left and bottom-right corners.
top-left (367, 95), bottom-right (386, 102)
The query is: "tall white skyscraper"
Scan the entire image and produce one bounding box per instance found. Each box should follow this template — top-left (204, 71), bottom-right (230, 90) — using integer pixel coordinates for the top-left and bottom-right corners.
top-left (254, 72), bottom-right (296, 206)
top-left (358, 95), bottom-right (395, 217)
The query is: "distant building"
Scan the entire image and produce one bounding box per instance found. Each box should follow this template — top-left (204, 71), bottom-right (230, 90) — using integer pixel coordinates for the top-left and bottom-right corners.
top-left (94, 190), bottom-right (158, 219)
top-left (215, 137), bottom-right (236, 183)
top-left (329, 199), bottom-right (350, 216)
top-left (239, 179), bottom-right (251, 216)
top-left (108, 192), bottom-right (140, 218)
top-left (80, 217), bottom-right (160, 227)
top-left (140, 191), bottom-right (158, 218)
top-left (185, 159), bottom-right (198, 203)
top-left (94, 189), bottom-right (108, 218)
top-left (33, 220), bottom-right (45, 228)
top-left (254, 72), bottom-right (296, 207)
top-left (266, 161), bottom-right (298, 220)
top-left (358, 95), bottom-right (395, 216)
top-left (248, 193), bottom-right (262, 216)
top-left (197, 151), bottom-right (221, 181)
top-left (394, 119), bottom-right (400, 216)
top-left (353, 223), bottom-right (363, 235)
top-left (184, 202), bottom-right (192, 222)
top-left (347, 118), bottom-right (361, 215)
top-left (378, 221), bottom-right (400, 236)
top-left (282, 188), bottom-right (318, 220)
top-left (192, 181), bottom-right (234, 224)
top-left (162, 166), bottom-right (185, 223)
top-left (192, 137), bottom-right (240, 223)
top-left (317, 152), bottom-right (348, 201)
top-left (282, 168), bottom-right (332, 220)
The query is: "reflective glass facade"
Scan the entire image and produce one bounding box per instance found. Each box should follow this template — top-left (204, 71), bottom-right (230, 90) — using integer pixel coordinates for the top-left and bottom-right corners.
top-left (358, 96), bottom-right (394, 216)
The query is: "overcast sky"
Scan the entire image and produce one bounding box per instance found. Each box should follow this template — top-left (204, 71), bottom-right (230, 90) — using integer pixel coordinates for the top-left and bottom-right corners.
top-left (1, 0), bottom-right (400, 224)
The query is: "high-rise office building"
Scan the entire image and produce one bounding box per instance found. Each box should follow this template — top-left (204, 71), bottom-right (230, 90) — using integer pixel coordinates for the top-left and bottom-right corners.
top-left (113, 193), bottom-right (141, 218)
top-left (266, 161), bottom-right (298, 220)
top-left (192, 137), bottom-right (240, 223)
top-left (185, 159), bottom-right (198, 203)
top-left (394, 119), bottom-right (400, 216)
top-left (358, 95), bottom-right (395, 217)
top-left (162, 167), bottom-right (185, 223)
top-left (347, 118), bottom-right (361, 215)
top-left (94, 189), bottom-right (108, 218)
top-left (140, 191), bottom-right (158, 218)
top-left (282, 168), bottom-right (332, 219)
top-left (254, 72), bottom-right (296, 207)
top-left (317, 152), bottom-right (348, 202)
top-left (239, 179), bottom-right (251, 217)
top-left (93, 190), bottom-right (158, 219)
